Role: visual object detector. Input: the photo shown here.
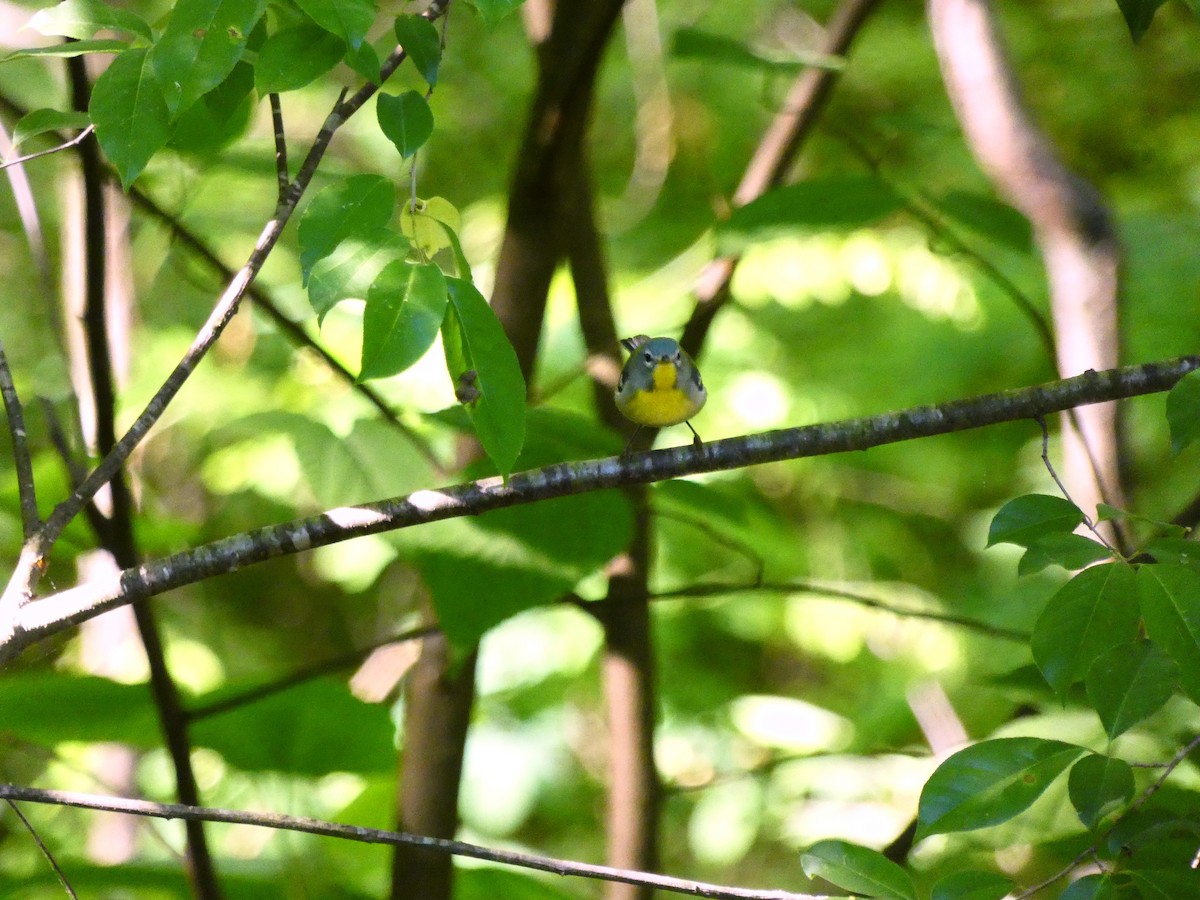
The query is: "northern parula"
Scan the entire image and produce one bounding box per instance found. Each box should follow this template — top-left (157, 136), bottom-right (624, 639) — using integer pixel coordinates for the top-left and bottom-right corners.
top-left (614, 335), bottom-right (706, 447)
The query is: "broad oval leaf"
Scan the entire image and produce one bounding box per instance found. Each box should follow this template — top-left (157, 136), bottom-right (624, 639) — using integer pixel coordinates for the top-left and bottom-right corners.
top-left (1085, 639), bottom-right (1178, 739)
top-left (3, 39), bottom-right (128, 63)
top-left (987, 494), bottom-right (1084, 548)
top-left (916, 737), bottom-right (1085, 839)
top-left (89, 48), bottom-right (172, 187)
top-left (307, 228), bottom-right (410, 321)
top-left (1031, 563), bottom-right (1140, 698)
top-left (930, 870), bottom-right (1013, 900)
top-left (360, 260), bottom-right (448, 380)
top-left (254, 23), bottom-right (344, 94)
top-left (394, 14), bottom-right (441, 85)
top-left (401, 196), bottom-right (461, 257)
top-left (1167, 368), bottom-right (1200, 455)
top-left (716, 176), bottom-right (902, 254)
top-left (799, 839), bottom-right (915, 900)
top-left (298, 174), bottom-right (396, 281)
top-left (1068, 753), bottom-right (1134, 829)
top-left (150, 0), bottom-right (267, 117)
top-left (442, 278), bottom-right (525, 476)
top-left (1138, 563), bottom-right (1200, 703)
top-left (377, 90), bottom-right (434, 160)
top-left (12, 108), bottom-right (92, 148)
top-left (1017, 532), bottom-right (1110, 576)
top-left (1128, 868), bottom-right (1200, 899)
top-left (293, 0), bottom-right (376, 48)
top-left (28, 0), bottom-right (152, 41)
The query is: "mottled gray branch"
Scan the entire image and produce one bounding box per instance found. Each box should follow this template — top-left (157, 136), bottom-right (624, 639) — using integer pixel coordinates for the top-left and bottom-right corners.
top-left (2, 355), bottom-right (1195, 664)
top-left (0, 784), bottom-right (827, 900)
top-left (0, 338), bottom-right (38, 536)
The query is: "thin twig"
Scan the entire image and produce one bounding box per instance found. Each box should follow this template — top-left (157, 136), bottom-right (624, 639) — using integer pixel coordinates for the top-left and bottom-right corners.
top-left (1035, 415), bottom-right (1114, 553)
top-left (5, 355), bottom-right (1196, 663)
top-left (0, 785), bottom-right (830, 900)
top-left (1014, 734), bottom-right (1200, 898)
top-left (0, 338), bottom-right (39, 536)
top-left (4, 798), bottom-right (79, 899)
top-left (651, 580), bottom-right (1029, 642)
top-left (269, 92), bottom-right (288, 201)
top-left (0, 124), bottom-right (94, 172)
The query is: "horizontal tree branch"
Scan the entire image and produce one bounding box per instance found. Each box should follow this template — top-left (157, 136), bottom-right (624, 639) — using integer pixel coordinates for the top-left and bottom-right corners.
top-left (2, 355), bottom-right (1196, 664)
top-left (0, 784), bottom-right (828, 900)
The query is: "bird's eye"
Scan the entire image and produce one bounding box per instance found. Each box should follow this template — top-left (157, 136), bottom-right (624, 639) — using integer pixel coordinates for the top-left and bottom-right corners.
top-left (643, 351), bottom-right (653, 364)
top-left (673, 352), bottom-right (682, 364)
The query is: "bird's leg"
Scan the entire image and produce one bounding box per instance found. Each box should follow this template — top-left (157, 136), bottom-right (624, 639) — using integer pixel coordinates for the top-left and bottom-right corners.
top-left (686, 421), bottom-right (703, 448)
top-left (621, 425), bottom-right (643, 457)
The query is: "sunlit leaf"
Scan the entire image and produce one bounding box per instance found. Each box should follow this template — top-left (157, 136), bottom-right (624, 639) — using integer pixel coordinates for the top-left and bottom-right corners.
top-left (401, 196), bottom-right (461, 257)
top-left (987, 494), bottom-right (1084, 548)
top-left (394, 14), bottom-right (441, 85)
top-left (441, 277), bottom-right (525, 476)
top-left (377, 90), bottom-right (434, 160)
top-left (298, 174), bottom-right (396, 281)
top-left (1167, 368), bottom-right (1200, 455)
top-left (1031, 563), bottom-right (1140, 698)
top-left (1068, 753), bottom-right (1134, 829)
top-left (930, 870), bottom-right (1014, 900)
top-left (716, 176), bottom-right (902, 254)
top-left (1085, 639), bottom-right (1178, 739)
top-left (917, 737), bottom-right (1085, 839)
top-left (0, 672), bottom-right (158, 747)
top-left (27, 0), bottom-right (152, 40)
top-left (89, 48), bottom-right (172, 187)
top-left (930, 190), bottom-right (1033, 253)
top-left (307, 228), bottom-right (410, 321)
top-left (254, 22), bottom-right (344, 94)
top-left (800, 840), bottom-right (916, 900)
top-left (150, 0), bottom-right (267, 117)
top-left (360, 260), bottom-right (448, 380)
top-left (1138, 563), bottom-right (1200, 703)
top-left (293, 0), bottom-right (376, 48)
top-left (168, 60), bottom-right (255, 155)
top-left (466, 0), bottom-right (525, 29)
top-left (671, 27), bottom-right (843, 73)
top-left (11, 108), bottom-right (92, 148)
top-left (2, 39), bottom-right (127, 63)
top-left (1017, 532), bottom-right (1111, 576)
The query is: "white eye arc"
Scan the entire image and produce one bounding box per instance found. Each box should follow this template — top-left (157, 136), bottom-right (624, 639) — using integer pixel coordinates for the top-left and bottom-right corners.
top-left (673, 351), bottom-right (682, 364)
top-left (643, 351), bottom-right (653, 364)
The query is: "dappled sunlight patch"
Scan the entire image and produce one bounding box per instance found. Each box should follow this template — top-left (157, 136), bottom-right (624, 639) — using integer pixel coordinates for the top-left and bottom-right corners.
top-left (312, 534), bottom-right (397, 593)
top-left (476, 605), bottom-right (603, 694)
top-left (730, 694), bottom-right (853, 754)
top-left (201, 432), bottom-right (302, 502)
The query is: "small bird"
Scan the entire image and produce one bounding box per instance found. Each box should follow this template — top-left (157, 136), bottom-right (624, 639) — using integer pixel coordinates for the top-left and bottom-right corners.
top-left (614, 334), bottom-right (707, 449)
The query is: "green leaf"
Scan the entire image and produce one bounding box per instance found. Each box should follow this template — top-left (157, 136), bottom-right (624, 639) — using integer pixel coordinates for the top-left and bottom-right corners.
top-left (1031, 563), bottom-right (1141, 698)
top-left (150, 0), bottom-right (267, 117)
top-left (442, 278), bottom-right (526, 476)
top-left (1059, 874), bottom-right (1119, 900)
top-left (377, 90), bottom-right (434, 160)
top-left (0, 672), bottom-right (159, 747)
top-left (457, 867), bottom-right (582, 900)
top-left (294, 0), bottom-right (376, 49)
top-left (1085, 639), bottom-right (1178, 739)
top-left (11, 108), bottom-right (92, 148)
top-left (343, 37), bottom-right (381, 83)
top-left (2, 39), bottom-right (128, 63)
top-left (298, 174), bottom-right (396, 281)
top-left (401, 196), bottom-right (461, 257)
top-left (191, 677), bottom-right (394, 774)
top-left (1144, 536), bottom-right (1200, 566)
top-left (466, 0), bottom-right (525, 29)
top-left (1096, 504), bottom-right (1186, 537)
top-left (715, 176), bottom-right (902, 254)
top-left (288, 417), bottom-right (434, 507)
top-left (1138, 563), bottom-right (1200, 703)
top-left (1167, 368), bottom-right (1200, 455)
top-left (254, 22), bottom-right (344, 94)
top-left (89, 48), bottom-right (172, 187)
top-left (27, 0), bottom-right (152, 41)
top-left (1017, 532), bottom-right (1111, 576)
top-left (168, 59), bottom-right (255, 155)
top-left (671, 27), bottom-right (843, 74)
top-left (394, 14), bottom-right (441, 86)
top-left (1068, 753), bottom-right (1135, 829)
top-left (307, 228), bottom-right (410, 321)
top-left (930, 190), bottom-right (1033, 253)
top-left (1127, 869), bottom-right (1200, 899)
top-left (930, 871), bottom-right (1014, 900)
top-left (916, 737), bottom-right (1085, 839)
top-left (1116, 0), bottom-right (1167, 41)
top-left (987, 494), bottom-right (1085, 547)
top-left (360, 260), bottom-right (448, 380)
top-left (799, 840), bottom-right (916, 900)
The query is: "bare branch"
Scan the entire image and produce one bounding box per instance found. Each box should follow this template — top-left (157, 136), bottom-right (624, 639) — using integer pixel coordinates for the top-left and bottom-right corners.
top-left (0, 338), bottom-right (38, 536)
top-left (270, 92), bottom-right (288, 200)
top-left (4, 798), bottom-right (79, 899)
top-left (0, 784), bottom-right (831, 900)
top-left (3, 355), bottom-right (1195, 664)
top-left (0, 125), bottom-right (94, 172)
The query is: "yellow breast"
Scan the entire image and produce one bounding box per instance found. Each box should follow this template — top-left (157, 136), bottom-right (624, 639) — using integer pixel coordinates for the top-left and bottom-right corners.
top-left (618, 363), bottom-right (702, 427)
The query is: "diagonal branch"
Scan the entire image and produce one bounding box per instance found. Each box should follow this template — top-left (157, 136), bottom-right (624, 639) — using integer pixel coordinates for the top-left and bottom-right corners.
top-left (0, 0), bottom-right (453, 613)
top-left (0, 784), bottom-right (830, 900)
top-left (0, 338), bottom-right (38, 536)
top-left (3, 355), bottom-right (1195, 664)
